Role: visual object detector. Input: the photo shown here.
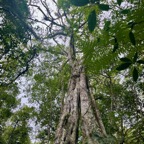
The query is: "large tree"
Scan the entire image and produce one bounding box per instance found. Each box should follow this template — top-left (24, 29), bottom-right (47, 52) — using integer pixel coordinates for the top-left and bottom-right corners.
top-left (27, 0), bottom-right (144, 143)
top-left (0, 0), bottom-right (144, 143)
top-left (28, 0), bottom-right (107, 143)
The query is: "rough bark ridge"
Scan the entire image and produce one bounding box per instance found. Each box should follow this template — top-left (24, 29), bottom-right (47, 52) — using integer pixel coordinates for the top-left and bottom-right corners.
top-left (80, 68), bottom-right (107, 143)
top-left (55, 61), bottom-right (81, 144)
top-left (55, 37), bottom-right (106, 144)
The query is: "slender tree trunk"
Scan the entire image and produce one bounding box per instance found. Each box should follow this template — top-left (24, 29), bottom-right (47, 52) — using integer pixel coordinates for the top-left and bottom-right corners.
top-left (55, 36), bottom-right (106, 144)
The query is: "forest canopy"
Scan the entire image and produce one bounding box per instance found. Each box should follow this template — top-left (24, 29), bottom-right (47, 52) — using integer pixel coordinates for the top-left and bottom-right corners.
top-left (0, 0), bottom-right (144, 144)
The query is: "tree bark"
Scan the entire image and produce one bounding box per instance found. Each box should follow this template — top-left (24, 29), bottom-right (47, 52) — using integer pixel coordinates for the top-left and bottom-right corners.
top-left (80, 68), bottom-right (106, 144)
top-left (55, 61), bottom-right (81, 144)
top-left (55, 36), bottom-right (106, 144)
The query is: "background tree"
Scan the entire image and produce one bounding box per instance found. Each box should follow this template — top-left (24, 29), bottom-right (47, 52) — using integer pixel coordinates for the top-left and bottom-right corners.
top-left (0, 0), bottom-right (39, 85)
top-left (0, 0), bottom-right (144, 143)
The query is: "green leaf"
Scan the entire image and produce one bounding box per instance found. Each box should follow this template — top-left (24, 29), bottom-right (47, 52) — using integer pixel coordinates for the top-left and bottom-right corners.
top-left (116, 63), bottom-right (131, 71)
top-left (129, 31), bottom-right (136, 46)
top-left (133, 52), bottom-right (138, 62)
top-left (104, 21), bottom-right (110, 31)
top-left (120, 9), bottom-right (130, 14)
top-left (112, 37), bottom-right (118, 52)
top-left (120, 57), bottom-right (132, 63)
top-left (88, 10), bottom-right (96, 32)
top-left (70, 0), bottom-right (89, 6)
top-left (113, 43), bottom-right (118, 52)
top-left (137, 60), bottom-right (144, 64)
top-left (133, 67), bottom-right (138, 82)
top-left (117, 0), bottom-right (122, 6)
top-left (98, 4), bottom-right (110, 11)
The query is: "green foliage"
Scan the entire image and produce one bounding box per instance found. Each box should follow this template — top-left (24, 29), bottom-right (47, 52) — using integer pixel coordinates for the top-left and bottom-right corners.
top-left (58, 0), bottom-right (71, 10)
top-left (0, 0), bottom-right (144, 143)
top-left (112, 37), bottom-right (118, 52)
top-left (0, 0), bottom-right (29, 39)
top-left (132, 67), bottom-right (138, 82)
top-left (3, 124), bottom-right (31, 144)
top-left (98, 4), bottom-right (110, 11)
top-left (0, 0), bottom-right (35, 85)
top-left (117, 0), bottom-right (123, 6)
top-left (120, 57), bottom-right (132, 63)
top-left (22, 44), bottom-right (71, 142)
top-left (3, 106), bottom-right (33, 144)
top-left (92, 72), bottom-right (144, 143)
top-left (88, 10), bottom-right (97, 32)
top-left (120, 9), bottom-right (130, 14)
top-left (116, 63), bottom-right (131, 71)
top-left (80, 0), bottom-right (144, 81)
top-left (0, 84), bottom-right (33, 144)
top-left (0, 0), bottom-right (29, 19)
top-left (0, 84), bottom-right (19, 123)
top-left (133, 52), bottom-right (138, 62)
top-left (93, 134), bottom-right (116, 144)
top-left (70, 0), bottom-right (89, 6)
top-left (129, 31), bottom-right (136, 46)
top-left (137, 60), bottom-right (144, 64)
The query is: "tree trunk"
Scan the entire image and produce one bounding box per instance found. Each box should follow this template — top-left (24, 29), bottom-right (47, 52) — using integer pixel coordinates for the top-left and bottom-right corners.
top-left (55, 36), bottom-right (106, 144)
top-left (55, 60), bottom-right (81, 144)
top-left (80, 68), bottom-right (106, 144)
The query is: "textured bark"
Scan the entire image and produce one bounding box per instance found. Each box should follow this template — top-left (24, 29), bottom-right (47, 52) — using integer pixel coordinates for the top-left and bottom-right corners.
top-left (55, 37), bottom-right (106, 144)
top-left (80, 69), bottom-right (106, 144)
top-left (55, 61), bottom-right (81, 144)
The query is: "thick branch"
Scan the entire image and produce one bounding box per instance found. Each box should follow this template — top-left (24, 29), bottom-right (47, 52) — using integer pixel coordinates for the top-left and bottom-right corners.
top-left (48, 31), bottom-right (67, 38)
